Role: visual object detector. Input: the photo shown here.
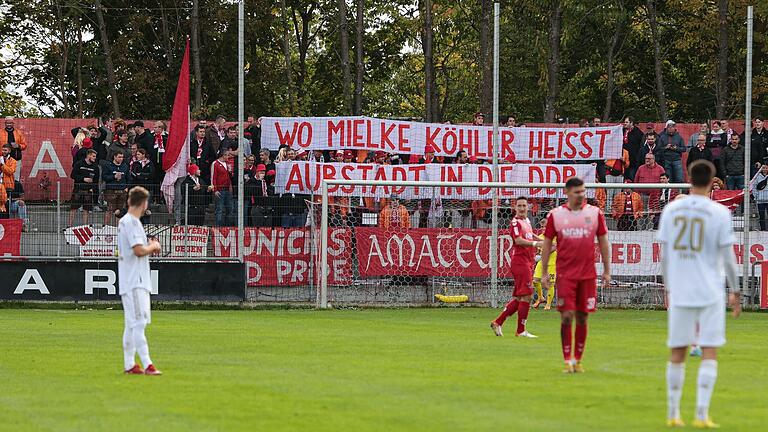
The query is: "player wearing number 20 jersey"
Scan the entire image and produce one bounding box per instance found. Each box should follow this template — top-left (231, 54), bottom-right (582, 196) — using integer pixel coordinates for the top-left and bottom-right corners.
top-left (657, 160), bottom-right (740, 428)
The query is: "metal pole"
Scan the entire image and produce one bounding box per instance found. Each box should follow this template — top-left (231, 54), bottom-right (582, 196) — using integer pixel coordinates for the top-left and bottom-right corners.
top-left (319, 181), bottom-right (329, 308)
top-left (743, 6), bottom-right (754, 293)
top-left (184, 184), bottom-right (189, 258)
top-left (489, 1), bottom-right (500, 308)
top-left (237, 0), bottom-right (245, 265)
top-left (56, 181), bottom-right (61, 257)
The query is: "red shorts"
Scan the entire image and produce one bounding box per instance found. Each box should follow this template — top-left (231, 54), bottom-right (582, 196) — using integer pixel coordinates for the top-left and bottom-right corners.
top-left (512, 269), bottom-right (533, 297)
top-left (556, 278), bottom-right (597, 313)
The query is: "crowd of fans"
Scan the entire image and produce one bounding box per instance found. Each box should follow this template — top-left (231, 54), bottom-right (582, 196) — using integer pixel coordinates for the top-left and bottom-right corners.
top-left (3, 112), bottom-right (768, 231)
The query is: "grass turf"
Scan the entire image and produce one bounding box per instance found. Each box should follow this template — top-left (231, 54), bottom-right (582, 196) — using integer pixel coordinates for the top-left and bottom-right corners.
top-left (0, 308), bottom-right (765, 431)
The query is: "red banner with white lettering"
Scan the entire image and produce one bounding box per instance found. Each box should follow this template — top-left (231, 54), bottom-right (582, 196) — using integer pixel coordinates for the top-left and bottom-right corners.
top-left (212, 227), bottom-right (352, 286)
top-left (355, 227), bottom-right (518, 277)
top-left (260, 116), bottom-right (623, 161)
top-left (0, 219), bottom-right (23, 256)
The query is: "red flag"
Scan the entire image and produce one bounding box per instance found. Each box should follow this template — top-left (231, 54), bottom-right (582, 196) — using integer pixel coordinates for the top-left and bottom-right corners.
top-left (161, 39), bottom-right (191, 210)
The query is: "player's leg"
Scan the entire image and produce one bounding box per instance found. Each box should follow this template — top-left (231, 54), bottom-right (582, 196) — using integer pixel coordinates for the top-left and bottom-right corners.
top-left (545, 274), bottom-right (556, 310)
top-left (572, 279), bottom-right (597, 372)
top-left (121, 293), bottom-right (141, 374)
top-left (131, 289), bottom-right (161, 375)
top-left (666, 305), bottom-right (698, 426)
top-left (514, 272), bottom-right (536, 337)
top-left (532, 262), bottom-right (544, 308)
top-left (557, 278), bottom-right (577, 372)
top-left (491, 270), bottom-right (524, 335)
top-left (693, 301), bottom-right (725, 427)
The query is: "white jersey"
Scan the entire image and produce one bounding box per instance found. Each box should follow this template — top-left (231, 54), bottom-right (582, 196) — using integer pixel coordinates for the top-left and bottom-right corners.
top-left (657, 194), bottom-right (736, 307)
top-left (117, 213), bottom-right (152, 295)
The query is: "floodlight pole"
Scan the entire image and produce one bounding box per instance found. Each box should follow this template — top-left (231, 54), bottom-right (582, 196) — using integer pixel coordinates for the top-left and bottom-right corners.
top-left (237, 0), bottom-right (245, 266)
top-left (490, 1), bottom-right (500, 308)
top-left (742, 6), bottom-right (753, 296)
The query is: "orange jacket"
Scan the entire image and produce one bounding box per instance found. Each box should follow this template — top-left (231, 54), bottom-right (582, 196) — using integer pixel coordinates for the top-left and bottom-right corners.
top-left (611, 191), bottom-right (644, 219)
top-left (471, 199), bottom-right (492, 221)
top-left (0, 183), bottom-right (7, 212)
top-left (594, 188), bottom-right (607, 211)
top-left (606, 149), bottom-right (630, 175)
top-left (1, 156), bottom-right (16, 191)
top-left (379, 205), bottom-right (410, 229)
top-left (0, 128), bottom-right (27, 152)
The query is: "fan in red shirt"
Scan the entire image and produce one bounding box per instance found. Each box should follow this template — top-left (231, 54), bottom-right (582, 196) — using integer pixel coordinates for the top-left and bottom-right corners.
top-left (490, 197), bottom-right (542, 338)
top-left (541, 177), bottom-right (611, 373)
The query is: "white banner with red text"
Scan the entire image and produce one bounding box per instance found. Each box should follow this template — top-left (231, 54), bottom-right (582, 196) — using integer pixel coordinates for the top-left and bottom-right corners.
top-left (212, 227), bottom-right (352, 286)
top-left (260, 116), bottom-right (622, 161)
top-left (275, 162), bottom-right (596, 199)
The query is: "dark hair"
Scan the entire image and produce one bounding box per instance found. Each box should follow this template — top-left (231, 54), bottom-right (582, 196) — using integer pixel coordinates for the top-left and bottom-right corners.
top-left (515, 196), bottom-right (528, 202)
top-left (659, 173), bottom-right (668, 179)
top-left (624, 116), bottom-right (635, 125)
top-left (712, 120), bottom-right (721, 127)
top-left (133, 120), bottom-right (144, 128)
top-left (116, 130), bottom-right (127, 138)
top-left (755, 116), bottom-right (763, 122)
top-left (565, 177), bottom-right (585, 189)
top-left (113, 152), bottom-right (124, 160)
top-left (688, 160), bottom-right (716, 187)
top-left (137, 148), bottom-right (147, 156)
top-left (456, 150), bottom-right (467, 158)
top-left (2, 143), bottom-right (11, 150)
top-left (195, 125), bottom-right (206, 132)
top-left (128, 186), bottom-right (150, 207)
top-left (215, 115), bottom-right (226, 122)
top-left (227, 126), bottom-right (237, 133)
top-left (86, 149), bottom-right (97, 157)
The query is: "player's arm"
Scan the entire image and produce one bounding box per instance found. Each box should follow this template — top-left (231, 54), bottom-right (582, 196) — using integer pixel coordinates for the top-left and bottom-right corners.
top-left (540, 236), bottom-right (553, 290)
top-left (514, 236), bottom-right (542, 248)
top-left (720, 243), bottom-right (741, 318)
top-left (597, 234), bottom-right (611, 288)
top-left (132, 240), bottom-right (160, 257)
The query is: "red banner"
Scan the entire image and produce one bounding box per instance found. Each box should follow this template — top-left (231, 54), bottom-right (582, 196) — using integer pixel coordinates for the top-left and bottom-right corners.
top-left (761, 262), bottom-right (768, 309)
top-left (212, 227), bottom-right (352, 286)
top-left (355, 227), bottom-right (517, 277)
top-left (0, 219), bottom-right (23, 256)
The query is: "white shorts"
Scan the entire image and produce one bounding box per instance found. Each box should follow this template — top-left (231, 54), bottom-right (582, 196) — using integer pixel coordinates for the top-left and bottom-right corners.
top-left (122, 288), bottom-right (152, 329)
top-left (667, 301), bottom-right (725, 348)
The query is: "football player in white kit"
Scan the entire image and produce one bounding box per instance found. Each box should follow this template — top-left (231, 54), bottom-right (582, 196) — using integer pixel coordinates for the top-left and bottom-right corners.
top-left (657, 160), bottom-right (741, 428)
top-left (118, 186), bottom-right (162, 375)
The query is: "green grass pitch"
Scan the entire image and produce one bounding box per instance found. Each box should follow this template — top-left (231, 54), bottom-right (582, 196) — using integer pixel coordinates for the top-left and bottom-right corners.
top-left (1, 308), bottom-right (765, 431)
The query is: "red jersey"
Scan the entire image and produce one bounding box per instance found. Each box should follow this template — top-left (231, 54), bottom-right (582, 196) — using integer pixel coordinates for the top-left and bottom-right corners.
top-left (510, 217), bottom-right (536, 267)
top-left (544, 203), bottom-right (607, 280)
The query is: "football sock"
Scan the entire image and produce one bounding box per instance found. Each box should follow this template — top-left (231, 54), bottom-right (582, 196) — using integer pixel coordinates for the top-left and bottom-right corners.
top-left (666, 362), bottom-right (685, 420)
top-left (123, 326), bottom-right (136, 370)
top-left (494, 299), bottom-right (519, 325)
top-left (546, 283), bottom-right (555, 305)
top-left (516, 301), bottom-right (530, 334)
top-left (696, 360), bottom-right (718, 421)
top-left (574, 323), bottom-right (587, 361)
top-left (534, 281), bottom-right (543, 300)
top-left (560, 323), bottom-right (572, 361)
top-left (133, 325), bottom-right (153, 369)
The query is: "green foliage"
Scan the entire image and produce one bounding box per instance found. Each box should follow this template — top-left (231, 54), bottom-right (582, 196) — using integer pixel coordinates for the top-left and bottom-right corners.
top-left (0, 0), bottom-right (766, 121)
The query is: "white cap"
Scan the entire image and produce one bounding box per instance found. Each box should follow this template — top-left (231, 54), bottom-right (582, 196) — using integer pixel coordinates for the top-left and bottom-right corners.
top-left (665, 120), bottom-right (676, 128)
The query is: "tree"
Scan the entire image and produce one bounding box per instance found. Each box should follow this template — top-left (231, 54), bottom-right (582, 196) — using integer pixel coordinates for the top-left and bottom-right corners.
top-left (646, 0), bottom-right (668, 121)
top-left (338, 0), bottom-right (353, 114)
top-left (716, 0), bottom-right (729, 119)
top-left (94, 0), bottom-right (121, 118)
top-left (191, 0), bottom-right (203, 112)
top-left (422, 0), bottom-right (438, 122)
top-left (354, 0), bottom-right (364, 114)
top-left (544, 0), bottom-right (563, 123)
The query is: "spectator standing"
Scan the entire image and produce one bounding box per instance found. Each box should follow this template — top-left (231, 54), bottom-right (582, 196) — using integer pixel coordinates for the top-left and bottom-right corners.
top-left (259, 149), bottom-right (276, 175)
top-left (245, 116), bottom-right (262, 156)
top-left (688, 123), bottom-right (709, 149)
top-left (473, 112), bottom-right (485, 126)
top-left (505, 116), bottom-right (516, 127)
top-left (9, 180), bottom-right (29, 231)
top-left (250, 164), bottom-right (274, 227)
top-left (220, 126), bottom-right (239, 153)
top-left (207, 115), bottom-right (227, 153)
top-left (750, 164), bottom-right (768, 230)
top-left (687, 133), bottom-right (713, 165)
top-left (611, 181), bottom-right (643, 231)
top-left (622, 116), bottom-right (644, 180)
top-left (720, 134), bottom-right (745, 191)
top-left (0, 144), bottom-right (18, 194)
top-left (0, 117), bottom-right (27, 181)
top-left (70, 149), bottom-right (99, 226)
top-left (379, 195), bottom-right (411, 229)
top-left (749, 117), bottom-right (768, 176)
top-left (73, 138), bottom-right (93, 166)
top-left (707, 120), bottom-right (728, 178)
top-left (133, 121), bottom-right (154, 154)
top-left (634, 153), bottom-right (666, 207)
top-left (102, 152), bottom-right (129, 226)
top-left (150, 121), bottom-right (167, 174)
top-left (649, 173), bottom-right (678, 228)
top-left (190, 125), bottom-right (214, 180)
top-left (130, 148), bottom-right (155, 190)
top-left (181, 164), bottom-right (209, 226)
top-left (108, 131), bottom-right (132, 163)
top-left (211, 150), bottom-right (235, 227)
top-left (637, 132), bottom-right (662, 163)
top-left (658, 120), bottom-right (686, 183)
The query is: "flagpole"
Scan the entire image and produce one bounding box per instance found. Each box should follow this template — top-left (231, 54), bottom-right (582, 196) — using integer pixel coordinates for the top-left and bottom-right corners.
top-left (237, 0), bottom-right (245, 266)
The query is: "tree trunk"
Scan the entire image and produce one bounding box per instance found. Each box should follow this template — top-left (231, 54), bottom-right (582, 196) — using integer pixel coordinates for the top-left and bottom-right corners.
top-left (544, 0), bottom-right (562, 123)
top-left (338, 0), bottom-right (352, 114)
top-left (603, 2), bottom-right (625, 122)
top-left (291, 3), bottom-right (317, 110)
top-left (422, 0), bottom-right (437, 122)
top-left (191, 0), bottom-right (202, 112)
top-left (54, 1), bottom-right (71, 117)
top-left (646, 0), bottom-right (668, 121)
top-left (716, 0), bottom-right (728, 119)
top-left (479, 0), bottom-right (493, 117)
top-left (280, 0), bottom-right (297, 114)
top-left (94, 0), bottom-right (121, 118)
top-left (76, 24), bottom-right (83, 118)
top-left (160, 7), bottom-right (173, 67)
top-left (354, 0), bottom-right (364, 115)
